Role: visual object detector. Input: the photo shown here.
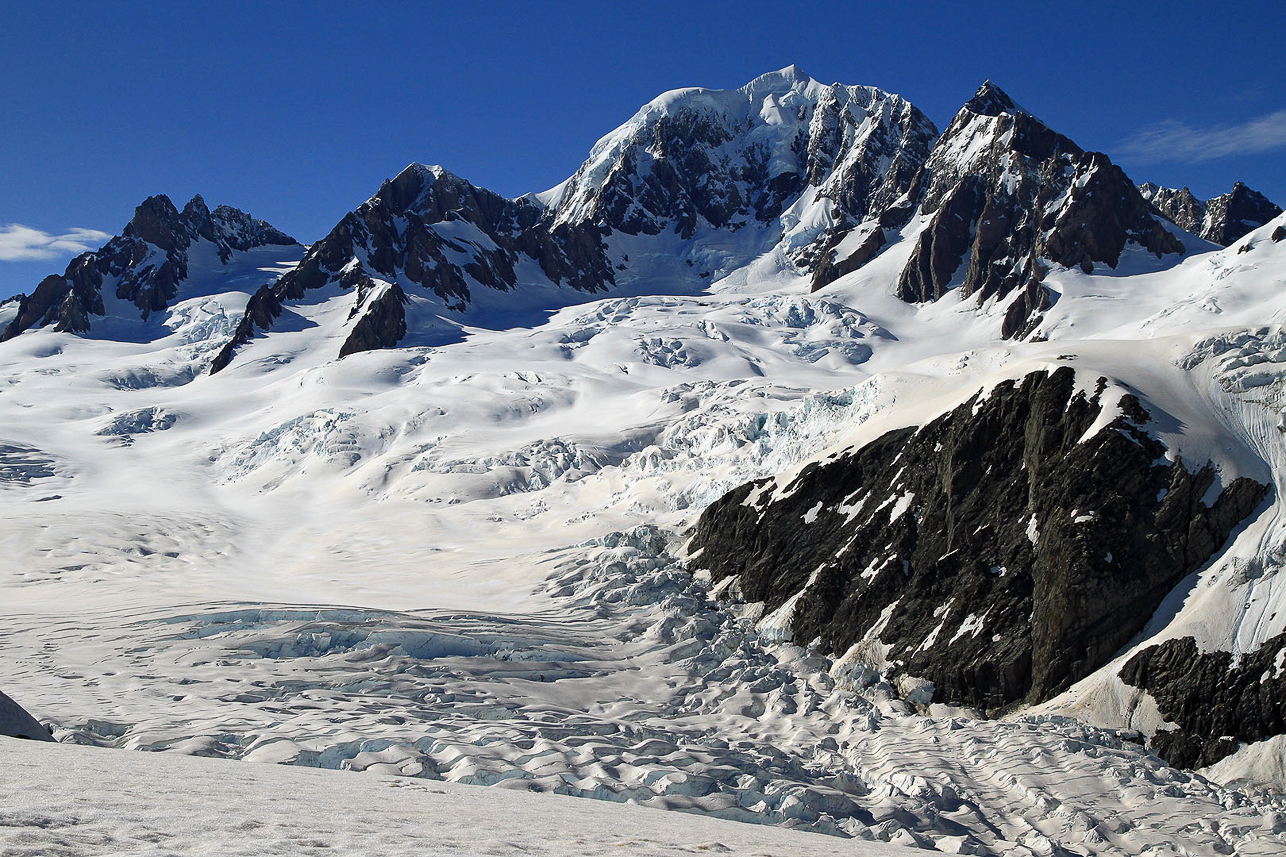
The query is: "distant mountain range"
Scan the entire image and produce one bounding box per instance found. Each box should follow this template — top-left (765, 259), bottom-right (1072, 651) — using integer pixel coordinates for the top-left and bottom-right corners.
top-left (6, 67), bottom-right (1277, 362)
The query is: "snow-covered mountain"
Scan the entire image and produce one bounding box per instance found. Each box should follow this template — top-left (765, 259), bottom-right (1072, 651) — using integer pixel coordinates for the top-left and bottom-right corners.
top-left (544, 65), bottom-right (937, 265)
top-left (2, 194), bottom-right (299, 341)
top-left (211, 66), bottom-right (944, 370)
top-left (873, 81), bottom-right (1186, 338)
top-left (209, 163), bottom-right (618, 371)
top-left (204, 69), bottom-right (1219, 373)
top-left (3, 67), bottom-right (1286, 856)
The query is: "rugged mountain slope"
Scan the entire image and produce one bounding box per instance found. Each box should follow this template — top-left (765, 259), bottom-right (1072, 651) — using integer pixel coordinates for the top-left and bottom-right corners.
top-left (1140, 180), bottom-right (1282, 247)
top-left (210, 70), bottom-right (1203, 372)
top-left (1, 195), bottom-right (297, 341)
top-left (211, 164), bottom-right (616, 371)
top-left (686, 366), bottom-right (1266, 710)
top-left (6, 70), bottom-right (1257, 372)
top-left (1203, 182), bottom-right (1284, 246)
top-left (1138, 183), bottom-right (1206, 236)
top-left (1121, 631), bottom-right (1286, 769)
top-left (213, 68), bottom-right (939, 371)
top-left (880, 83), bottom-right (1183, 338)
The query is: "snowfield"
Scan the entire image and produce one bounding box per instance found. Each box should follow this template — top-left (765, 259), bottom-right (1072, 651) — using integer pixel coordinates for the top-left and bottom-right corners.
top-left (3, 177), bottom-right (1286, 852)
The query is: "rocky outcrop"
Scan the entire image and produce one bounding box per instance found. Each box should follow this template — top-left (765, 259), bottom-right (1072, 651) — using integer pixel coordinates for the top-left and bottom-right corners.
top-left (1, 195), bottom-right (297, 341)
top-left (0, 689), bottom-right (52, 741)
top-left (1120, 632), bottom-right (1286, 769)
top-left (1202, 183), bottom-right (1282, 246)
top-left (891, 84), bottom-right (1182, 338)
top-left (1139, 183), bottom-right (1205, 236)
top-left (1139, 181), bottom-right (1281, 247)
top-left (687, 367), bottom-right (1266, 711)
top-left (338, 274), bottom-right (408, 359)
top-left (809, 225), bottom-right (887, 292)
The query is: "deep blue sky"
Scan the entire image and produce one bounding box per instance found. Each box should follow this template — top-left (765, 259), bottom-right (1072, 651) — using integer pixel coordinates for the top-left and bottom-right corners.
top-left (2, 1), bottom-right (1283, 299)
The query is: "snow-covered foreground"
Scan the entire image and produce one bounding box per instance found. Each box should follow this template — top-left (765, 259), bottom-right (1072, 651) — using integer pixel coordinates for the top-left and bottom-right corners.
top-left (7, 531), bottom-right (1286, 854)
top-left (3, 218), bottom-right (1286, 854)
top-left (0, 739), bottom-right (922, 857)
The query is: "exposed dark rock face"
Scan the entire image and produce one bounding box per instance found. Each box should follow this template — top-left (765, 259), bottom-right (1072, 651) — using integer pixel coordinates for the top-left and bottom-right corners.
top-left (5, 272), bottom-right (104, 337)
top-left (0, 689), bottom-right (52, 741)
top-left (211, 164), bottom-right (616, 370)
top-left (1, 195), bottom-right (297, 342)
top-left (1202, 183), bottom-right (1283, 247)
top-left (1274, 224), bottom-right (1286, 243)
top-left (891, 84), bottom-right (1183, 338)
top-left (547, 66), bottom-right (938, 257)
top-left (1139, 181), bottom-right (1281, 247)
top-left (688, 367), bottom-right (1266, 711)
top-left (809, 226), bottom-right (886, 292)
top-left (1120, 632), bottom-right (1286, 769)
top-left (338, 275), bottom-right (409, 359)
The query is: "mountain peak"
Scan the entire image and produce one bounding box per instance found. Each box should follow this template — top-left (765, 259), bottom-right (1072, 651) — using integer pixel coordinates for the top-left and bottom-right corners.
top-left (765, 63), bottom-right (810, 83)
top-left (395, 162), bottom-right (452, 181)
top-left (1204, 181), bottom-right (1283, 245)
top-left (376, 163), bottom-right (477, 215)
top-left (133, 194), bottom-right (180, 219)
top-left (738, 64), bottom-right (816, 101)
top-left (965, 80), bottom-right (1028, 117)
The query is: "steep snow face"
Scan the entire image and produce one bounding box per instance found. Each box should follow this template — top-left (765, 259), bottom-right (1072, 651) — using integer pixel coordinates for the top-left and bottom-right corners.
top-left (548, 66), bottom-right (937, 263)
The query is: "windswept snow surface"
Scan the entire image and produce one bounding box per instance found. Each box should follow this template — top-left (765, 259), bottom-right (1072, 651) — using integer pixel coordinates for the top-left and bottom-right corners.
top-left (3, 216), bottom-right (1286, 853)
top-left (0, 739), bottom-right (922, 857)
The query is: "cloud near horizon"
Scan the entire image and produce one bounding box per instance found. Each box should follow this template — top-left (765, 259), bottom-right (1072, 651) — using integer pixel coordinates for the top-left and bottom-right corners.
top-left (1118, 108), bottom-right (1286, 164)
top-left (0, 224), bottom-right (112, 262)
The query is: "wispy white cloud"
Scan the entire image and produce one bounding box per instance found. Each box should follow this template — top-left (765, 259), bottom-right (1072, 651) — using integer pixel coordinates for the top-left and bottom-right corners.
top-left (0, 224), bottom-right (111, 262)
top-left (1118, 109), bottom-right (1286, 164)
